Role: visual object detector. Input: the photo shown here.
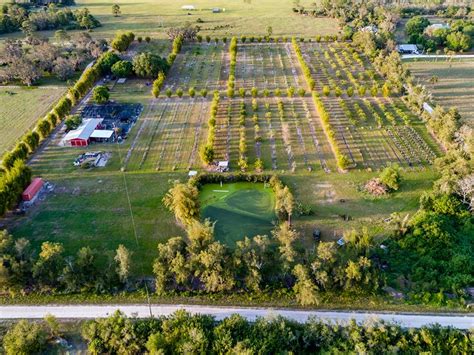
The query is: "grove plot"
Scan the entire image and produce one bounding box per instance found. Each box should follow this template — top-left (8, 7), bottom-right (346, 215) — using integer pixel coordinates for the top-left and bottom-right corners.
top-left (124, 98), bottom-right (209, 171)
top-left (323, 96), bottom-right (439, 170)
top-left (300, 42), bottom-right (381, 92)
top-left (235, 43), bottom-right (304, 90)
top-left (163, 44), bottom-right (227, 92)
top-left (213, 97), bottom-right (333, 172)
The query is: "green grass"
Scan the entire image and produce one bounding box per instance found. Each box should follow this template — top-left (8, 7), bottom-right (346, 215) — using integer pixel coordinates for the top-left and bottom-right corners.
top-left (0, 0), bottom-right (339, 45)
top-left (406, 59), bottom-right (474, 126)
top-left (199, 182), bottom-right (276, 247)
top-left (10, 171), bottom-right (186, 275)
top-left (0, 85), bottom-right (67, 155)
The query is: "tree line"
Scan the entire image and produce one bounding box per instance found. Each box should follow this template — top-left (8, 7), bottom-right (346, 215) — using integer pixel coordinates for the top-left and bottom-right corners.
top-left (0, 230), bottom-right (132, 294)
top-left (0, 3), bottom-right (99, 35)
top-left (3, 310), bottom-right (471, 354)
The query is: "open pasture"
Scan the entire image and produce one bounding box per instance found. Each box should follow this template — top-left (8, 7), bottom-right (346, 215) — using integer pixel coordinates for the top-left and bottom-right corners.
top-left (0, 86), bottom-right (67, 155)
top-left (213, 97), bottom-right (335, 173)
top-left (406, 59), bottom-right (474, 126)
top-left (300, 41), bottom-right (381, 92)
top-left (123, 97), bottom-right (210, 172)
top-left (163, 43), bottom-right (227, 92)
top-left (235, 43), bottom-right (305, 90)
top-left (322, 96), bottom-right (440, 170)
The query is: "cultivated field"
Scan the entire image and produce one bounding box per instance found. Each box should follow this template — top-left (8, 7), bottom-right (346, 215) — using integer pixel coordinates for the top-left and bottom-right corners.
top-left (235, 43), bottom-right (305, 90)
top-left (0, 86), bottom-right (67, 154)
top-left (406, 59), bottom-right (474, 126)
top-left (300, 41), bottom-right (382, 92)
top-left (213, 97), bottom-right (335, 172)
top-left (298, 42), bottom-right (441, 169)
top-left (163, 43), bottom-right (227, 92)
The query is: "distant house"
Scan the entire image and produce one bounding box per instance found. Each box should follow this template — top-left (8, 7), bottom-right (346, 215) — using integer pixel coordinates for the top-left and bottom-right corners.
top-left (360, 25), bottom-right (378, 33)
top-left (426, 23), bottom-right (450, 32)
top-left (212, 8), bottom-right (221, 13)
top-left (181, 5), bottom-right (196, 11)
top-left (396, 44), bottom-right (420, 55)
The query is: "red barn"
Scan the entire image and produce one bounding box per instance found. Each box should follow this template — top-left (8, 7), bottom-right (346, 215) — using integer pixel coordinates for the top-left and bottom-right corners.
top-left (22, 178), bottom-right (44, 202)
top-left (63, 118), bottom-right (103, 147)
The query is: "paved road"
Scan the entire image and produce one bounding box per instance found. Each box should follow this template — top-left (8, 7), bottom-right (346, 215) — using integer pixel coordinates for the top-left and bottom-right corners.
top-left (402, 54), bottom-right (474, 59)
top-left (0, 305), bottom-right (472, 329)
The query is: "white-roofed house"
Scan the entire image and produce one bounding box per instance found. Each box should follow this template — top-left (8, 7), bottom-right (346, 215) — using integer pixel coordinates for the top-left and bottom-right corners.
top-left (181, 5), bottom-right (196, 11)
top-left (396, 44), bottom-right (420, 55)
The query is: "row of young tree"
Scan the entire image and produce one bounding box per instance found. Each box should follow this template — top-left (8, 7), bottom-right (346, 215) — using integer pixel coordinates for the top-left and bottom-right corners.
top-left (0, 230), bottom-right (132, 293)
top-left (151, 32), bottom-right (184, 97)
top-left (0, 3), bottom-right (100, 35)
top-left (199, 91), bottom-right (220, 165)
top-left (6, 310), bottom-right (470, 354)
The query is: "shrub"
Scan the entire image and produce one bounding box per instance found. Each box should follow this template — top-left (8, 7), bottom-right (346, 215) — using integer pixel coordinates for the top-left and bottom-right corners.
top-left (379, 165), bottom-right (401, 191)
top-left (111, 60), bottom-right (133, 77)
top-left (189, 87), bottom-right (196, 98)
top-left (201, 88), bottom-right (208, 98)
top-left (322, 86), bottom-right (331, 96)
top-left (133, 52), bottom-right (169, 78)
top-left (287, 86), bottom-right (295, 97)
top-left (251, 87), bottom-right (258, 98)
top-left (145, 36), bottom-right (151, 43)
top-left (166, 88), bottom-right (172, 98)
top-left (93, 85), bottom-right (109, 104)
top-left (176, 88), bottom-right (183, 98)
top-left (298, 88), bottom-right (306, 97)
top-left (111, 31), bottom-right (135, 52)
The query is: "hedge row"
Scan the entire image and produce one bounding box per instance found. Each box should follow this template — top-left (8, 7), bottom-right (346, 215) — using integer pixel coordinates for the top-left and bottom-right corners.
top-left (227, 37), bottom-right (238, 98)
top-left (167, 35), bottom-right (184, 66)
top-left (312, 92), bottom-right (351, 170)
top-left (292, 37), bottom-right (315, 91)
top-left (199, 91), bottom-right (220, 165)
top-left (0, 51), bottom-right (114, 215)
top-left (0, 159), bottom-right (31, 216)
top-left (110, 31), bottom-right (135, 52)
top-left (151, 35), bottom-right (184, 98)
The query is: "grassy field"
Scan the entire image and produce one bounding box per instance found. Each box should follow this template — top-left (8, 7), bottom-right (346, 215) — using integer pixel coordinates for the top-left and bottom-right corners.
top-left (200, 182), bottom-right (276, 247)
top-left (406, 59), bottom-right (474, 126)
top-left (0, 0), bottom-right (339, 45)
top-left (0, 85), bottom-right (67, 155)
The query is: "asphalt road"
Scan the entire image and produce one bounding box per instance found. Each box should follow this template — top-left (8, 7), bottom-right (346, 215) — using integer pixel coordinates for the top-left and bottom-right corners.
top-left (0, 305), bottom-right (473, 329)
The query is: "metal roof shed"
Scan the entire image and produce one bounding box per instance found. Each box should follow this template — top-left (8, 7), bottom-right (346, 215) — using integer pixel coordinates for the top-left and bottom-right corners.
top-left (22, 178), bottom-right (44, 202)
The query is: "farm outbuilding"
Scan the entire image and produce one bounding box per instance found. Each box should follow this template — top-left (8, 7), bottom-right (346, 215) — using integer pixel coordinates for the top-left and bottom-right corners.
top-left (181, 5), bottom-right (196, 10)
top-left (396, 44), bottom-right (420, 55)
top-left (63, 118), bottom-right (103, 147)
top-left (22, 177), bottom-right (44, 202)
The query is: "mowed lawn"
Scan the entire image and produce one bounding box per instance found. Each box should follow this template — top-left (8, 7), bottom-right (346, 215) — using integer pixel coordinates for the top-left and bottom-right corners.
top-left (10, 171), bottom-right (186, 275)
top-left (0, 86), bottom-right (67, 155)
top-left (406, 59), bottom-right (474, 126)
top-left (200, 182), bottom-right (276, 247)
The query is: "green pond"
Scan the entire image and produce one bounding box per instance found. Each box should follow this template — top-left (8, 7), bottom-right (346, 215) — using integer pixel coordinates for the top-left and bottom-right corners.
top-left (199, 182), bottom-right (276, 247)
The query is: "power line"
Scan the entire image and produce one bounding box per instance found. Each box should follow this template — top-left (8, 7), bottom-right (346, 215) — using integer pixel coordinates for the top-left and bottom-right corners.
top-left (115, 130), bottom-right (153, 318)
